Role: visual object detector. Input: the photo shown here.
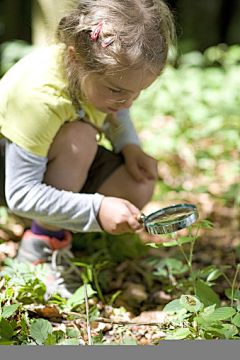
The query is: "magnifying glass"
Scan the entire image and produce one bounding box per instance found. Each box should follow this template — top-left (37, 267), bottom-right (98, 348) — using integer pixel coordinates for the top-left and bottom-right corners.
top-left (137, 203), bottom-right (199, 235)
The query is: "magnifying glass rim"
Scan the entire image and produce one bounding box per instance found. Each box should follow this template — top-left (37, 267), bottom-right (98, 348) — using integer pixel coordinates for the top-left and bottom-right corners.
top-left (143, 203), bottom-right (198, 235)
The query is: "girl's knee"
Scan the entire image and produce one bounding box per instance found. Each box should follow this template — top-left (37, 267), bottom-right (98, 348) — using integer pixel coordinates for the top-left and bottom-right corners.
top-left (48, 121), bottom-right (98, 161)
top-left (133, 179), bottom-right (155, 209)
top-left (43, 121), bottom-right (98, 192)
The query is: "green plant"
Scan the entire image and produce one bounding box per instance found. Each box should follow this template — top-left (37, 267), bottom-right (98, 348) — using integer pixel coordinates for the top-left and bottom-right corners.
top-left (147, 221), bottom-right (240, 339)
top-left (0, 258), bottom-right (50, 304)
top-left (0, 263), bottom-right (97, 345)
top-left (162, 290), bottom-right (240, 340)
top-left (71, 258), bottom-right (112, 304)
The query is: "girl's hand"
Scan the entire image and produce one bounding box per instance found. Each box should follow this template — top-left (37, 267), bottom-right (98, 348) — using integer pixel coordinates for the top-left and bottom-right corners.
top-left (122, 144), bottom-right (158, 184)
top-left (97, 197), bottom-right (143, 235)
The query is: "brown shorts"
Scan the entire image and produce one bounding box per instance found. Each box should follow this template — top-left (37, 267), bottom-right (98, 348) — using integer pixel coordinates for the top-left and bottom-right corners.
top-left (0, 139), bottom-right (124, 205)
top-left (81, 145), bottom-right (124, 193)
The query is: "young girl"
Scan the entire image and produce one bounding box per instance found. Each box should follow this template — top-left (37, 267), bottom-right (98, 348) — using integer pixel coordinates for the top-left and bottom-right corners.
top-left (0, 0), bottom-right (176, 298)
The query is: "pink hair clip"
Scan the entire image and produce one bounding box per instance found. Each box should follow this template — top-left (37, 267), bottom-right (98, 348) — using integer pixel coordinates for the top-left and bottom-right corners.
top-left (91, 22), bottom-right (103, 40)
top-left (101, 35), bottom-right (118, 48)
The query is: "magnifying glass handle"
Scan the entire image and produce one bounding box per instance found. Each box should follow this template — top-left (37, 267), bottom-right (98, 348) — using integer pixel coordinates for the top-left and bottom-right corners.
top-left (134, 213), bottom-right (146, 224)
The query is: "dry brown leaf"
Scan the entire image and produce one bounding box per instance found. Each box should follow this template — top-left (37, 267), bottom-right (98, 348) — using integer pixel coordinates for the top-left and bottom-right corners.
top-left (132, 311), bottom-right (168, 324)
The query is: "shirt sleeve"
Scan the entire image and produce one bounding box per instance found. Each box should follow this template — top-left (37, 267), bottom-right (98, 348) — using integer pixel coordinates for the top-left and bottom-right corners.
top-left (105, 109), bottom-right (141, 153)
top-left (5, 140), bottom-right (104, 232)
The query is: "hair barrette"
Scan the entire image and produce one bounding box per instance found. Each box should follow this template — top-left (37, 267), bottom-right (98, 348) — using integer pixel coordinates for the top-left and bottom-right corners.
top-left (91, 22), bottom-right (103, 40)
top-left (101, 35), bottom-right (118, 48)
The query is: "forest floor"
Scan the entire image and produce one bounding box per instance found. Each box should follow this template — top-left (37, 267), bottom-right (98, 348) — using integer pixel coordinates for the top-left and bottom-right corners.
top-left (0, 190), bottom-right (239, 344)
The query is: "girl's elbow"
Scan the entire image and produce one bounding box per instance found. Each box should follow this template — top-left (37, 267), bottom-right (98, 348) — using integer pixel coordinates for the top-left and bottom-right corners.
top-left (6, 193), bottom-right (24, 215)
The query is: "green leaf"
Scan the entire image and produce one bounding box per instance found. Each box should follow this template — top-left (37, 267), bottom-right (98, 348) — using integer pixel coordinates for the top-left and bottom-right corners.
top-left (108, 290), bottom-right (122, 306)
top-left (66, 328), bottom-right (79, 338)
top-left (219, 265), bottom-right (232, 270)
top-left (0, 338), bottom-right (13, 345)
top-left (205, 307), bottom-right (236, 321)
top-left (44, 333), bottom-right (57, 345)
top-left (30, 319), bottom-right (53, 345)
top-left (5, 288), bottom-right (14, 299)
top-left (120, 336), bottom-right (138, 345)
top-left (222, 324), bottom-right (239, 339)
top-left (87, 267), bottom-right (93, 282)
top-left (207, 269), bottom-right (223, 282)
top-left (20, 317), bottom-right (29, 334)
top-left (2, 303), bottom-right (21, 319)
top-left (66, 284), bottom-right (97, 309)
top-left (89, 305), bottom-right (100, 323)
top-left (196, 278), bottom-right (220, 307)
top-left (161, 241), bottom-right (178, 247)
top-left (0, 318), bottom-right (14, 339)
top-left (196, 323), bottom-right (225, 336)
top-left (203, 304), bottom-right (216, 315)
top-left (165, 328), bottom-right (191, 340)
top-left (180, 295), bottom-right (203, 312)
top-left (194, 220), bottom-right (218, 230)
top-left (164, 258), bottom-right (184, 270)
top-left (91, 331), bottom-right (104, 345)
top-left (52, 330), bottom-right (66, 343)
top-left (146, 242), bottom-right (163, 248)
top-left (152, 269), bottom-right (168, 277)
top-left (200, 265), bottom-right (217, 274)
top-left (177, 236), bottom-right (195, 245)
top-left (70, 261), bottom-right (90, 267)
top-left (182, 295), bottom-right (201, 312)
top-left (195, 314), bottom-right (223, 326)
top-left (225, 289), bottom-right (240, 300)
top-left (146, 241), bottom-right (178, 248)
top-left (61, 338), bottom-right (80, 345)
top-left (163, 299), bottom-right (184, 313)
top-left (232, 313), bottom-right (240, 327)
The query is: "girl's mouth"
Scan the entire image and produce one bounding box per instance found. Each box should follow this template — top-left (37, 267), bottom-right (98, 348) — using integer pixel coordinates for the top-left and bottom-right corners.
top-left (108, 107), bottom-right (119, 113)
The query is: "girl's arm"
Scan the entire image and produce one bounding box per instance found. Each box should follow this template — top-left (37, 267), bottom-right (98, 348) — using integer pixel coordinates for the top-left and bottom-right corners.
top-left (5, 139), bottom-right (104, 233)
top-left (106, 109), bottom-right (142, 153)
top-left (108, 109), bottom-right (158, 183)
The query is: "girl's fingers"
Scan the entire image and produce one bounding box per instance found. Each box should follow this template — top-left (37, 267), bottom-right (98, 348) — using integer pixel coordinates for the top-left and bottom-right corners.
top-left (128, 163), bottom-right (146, 183)
top-left (125, 202), bottom-right (144, 230)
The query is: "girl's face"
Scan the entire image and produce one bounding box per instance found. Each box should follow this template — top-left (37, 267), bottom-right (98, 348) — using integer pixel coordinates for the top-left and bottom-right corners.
top-left (81, 68), bottom-right (158, 114)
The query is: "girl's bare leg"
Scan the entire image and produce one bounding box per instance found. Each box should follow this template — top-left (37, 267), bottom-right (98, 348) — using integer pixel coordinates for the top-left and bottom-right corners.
top-left (97, 164), bottom-right (155, 210)
top-left (36, 121), bottom-right (98, 230)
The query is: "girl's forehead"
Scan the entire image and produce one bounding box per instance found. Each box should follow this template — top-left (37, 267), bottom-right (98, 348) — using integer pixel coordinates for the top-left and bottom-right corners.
top-left (102, 68), bottom-right (158, 92)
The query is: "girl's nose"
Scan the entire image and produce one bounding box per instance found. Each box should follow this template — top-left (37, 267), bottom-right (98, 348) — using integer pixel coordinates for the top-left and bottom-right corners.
top-left (123, 92), bottom-right (140, 109)
top-left (123, 98), bottom-right (134, 109)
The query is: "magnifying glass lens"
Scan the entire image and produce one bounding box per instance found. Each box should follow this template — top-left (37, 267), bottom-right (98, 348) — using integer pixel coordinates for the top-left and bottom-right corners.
top-left (146, 208), bottom-right (196, 226)
top-left (143, 204), bottom-right (198, 235)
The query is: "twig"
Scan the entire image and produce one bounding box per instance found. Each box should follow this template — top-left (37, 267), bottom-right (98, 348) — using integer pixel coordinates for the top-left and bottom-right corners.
top-left (84, 284), bottom-right (92, 345)
top-left (62, 311), bottom-right (166, 327)
top-left (25, 304), bottom-right (167, 327)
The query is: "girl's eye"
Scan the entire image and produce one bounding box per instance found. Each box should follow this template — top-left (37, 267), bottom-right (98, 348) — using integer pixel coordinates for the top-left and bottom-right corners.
top-left (109, 88), bottom-right (122, 94)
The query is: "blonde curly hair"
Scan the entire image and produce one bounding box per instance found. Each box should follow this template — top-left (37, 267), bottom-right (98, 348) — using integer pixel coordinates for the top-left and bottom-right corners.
top-left (57, 0), bottom-right (176, 106)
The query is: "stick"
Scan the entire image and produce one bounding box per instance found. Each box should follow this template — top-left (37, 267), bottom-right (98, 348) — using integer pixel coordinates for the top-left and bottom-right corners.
top-left (62, 311), bottom-right (166, 327)
top-left (84, 284), bottom-right (92, 345)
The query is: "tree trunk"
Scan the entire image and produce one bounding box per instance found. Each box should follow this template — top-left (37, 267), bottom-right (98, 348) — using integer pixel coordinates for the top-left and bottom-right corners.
top-left (31, 0), bottom-right (78, 45)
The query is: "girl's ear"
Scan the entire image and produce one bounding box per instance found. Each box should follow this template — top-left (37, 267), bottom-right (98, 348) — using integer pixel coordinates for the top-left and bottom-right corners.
top-left (68, 46), bottom-right (78, 66)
